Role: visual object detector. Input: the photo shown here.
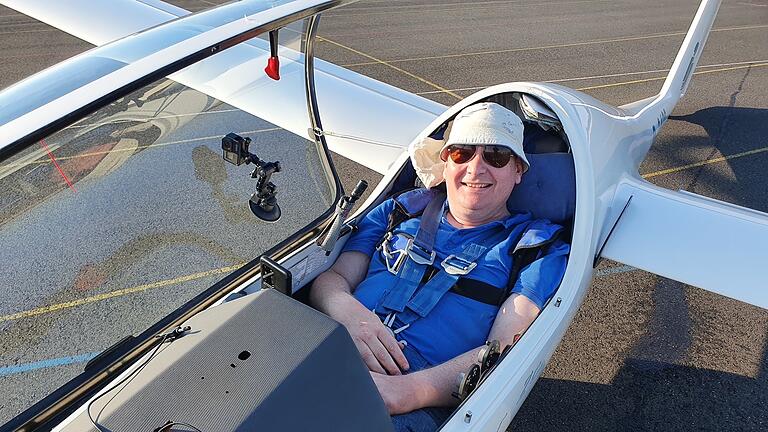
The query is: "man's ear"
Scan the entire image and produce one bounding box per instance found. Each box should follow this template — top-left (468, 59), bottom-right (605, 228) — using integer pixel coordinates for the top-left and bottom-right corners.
top-left (513, 157), bottom-right (524, 185)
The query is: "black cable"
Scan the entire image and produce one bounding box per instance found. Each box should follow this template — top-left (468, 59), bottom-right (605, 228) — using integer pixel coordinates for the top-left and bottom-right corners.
top-left (86, 326), bottom-right (189, 432)
top-left (156, 421), bottom-right (204, 432)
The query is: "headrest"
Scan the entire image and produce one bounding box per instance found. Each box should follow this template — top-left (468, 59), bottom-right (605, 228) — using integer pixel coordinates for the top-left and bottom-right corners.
top-left (507, 153), bottom-right (575, 224)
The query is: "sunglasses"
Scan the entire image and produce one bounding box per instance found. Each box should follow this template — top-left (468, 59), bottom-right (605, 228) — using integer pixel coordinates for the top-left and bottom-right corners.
top-left (440, 144), bottom-right (515, 168)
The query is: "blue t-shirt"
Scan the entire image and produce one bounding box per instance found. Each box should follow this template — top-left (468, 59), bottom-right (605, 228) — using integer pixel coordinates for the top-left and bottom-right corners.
top-left (343, 197), bottom-right (569, 366)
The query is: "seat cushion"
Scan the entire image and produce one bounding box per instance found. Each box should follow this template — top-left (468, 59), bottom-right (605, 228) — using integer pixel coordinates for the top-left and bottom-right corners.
top-left (507, 153), bottom-right (575, 224)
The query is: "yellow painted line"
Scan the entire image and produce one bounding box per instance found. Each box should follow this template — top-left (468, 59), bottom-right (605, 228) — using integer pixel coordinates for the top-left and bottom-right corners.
top-left (317, 35), bottom-right (462, 100)
top-left (551, 60), bottom-right (768, 84)
top-left (416, 61), bottom-right (768, 96)
top-left (0, 264), bottom-right (244, 323)
top-left (574, 76), bottom-right (667, 91)
top-left (415, 60), bottom-right (768, 95)
top-left (0, 29), bottom-right (56, 35)
top-left (341, 24), bottom-right (768, 67)
top-left (331, 0), bottom-right (594, 12)
top-left (575, 62), bottom-right (768, 91)
top-left (1, 128), bottom-right (280, 170)
top-left (642, 146), bottom-right (768, 179)
top-left (326, 0), bottom-right (605, 18)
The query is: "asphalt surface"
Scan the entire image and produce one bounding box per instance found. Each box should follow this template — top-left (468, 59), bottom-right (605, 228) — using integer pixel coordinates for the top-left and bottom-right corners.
top-left (1, 0), bottom-right (767, 430)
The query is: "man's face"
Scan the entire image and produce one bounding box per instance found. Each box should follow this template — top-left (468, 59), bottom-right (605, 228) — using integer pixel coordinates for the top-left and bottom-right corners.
top-left (442, 145), bottom-right (524, 225)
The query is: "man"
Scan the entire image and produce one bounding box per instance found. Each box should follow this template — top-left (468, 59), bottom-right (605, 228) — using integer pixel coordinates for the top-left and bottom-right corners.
top-left (310, 102), bottom-right (569, 431)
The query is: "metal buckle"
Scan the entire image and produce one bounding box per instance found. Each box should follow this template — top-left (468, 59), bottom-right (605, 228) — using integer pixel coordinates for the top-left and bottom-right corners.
top-left (406, 238), bottom-right (436, 266)
top-left (441, 254), bottom-right (477, 276)
top-left (379, 233), bottom-right (407, 275)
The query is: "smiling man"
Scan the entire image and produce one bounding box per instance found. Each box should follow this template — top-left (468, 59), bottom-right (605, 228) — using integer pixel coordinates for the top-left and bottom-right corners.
top-left (311, 102), bottom-right (569, 432)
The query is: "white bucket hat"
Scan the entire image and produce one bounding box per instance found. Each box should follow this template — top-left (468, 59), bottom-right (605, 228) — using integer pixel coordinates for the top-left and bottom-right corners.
top-left (410, 102), bottom-right (529, 188)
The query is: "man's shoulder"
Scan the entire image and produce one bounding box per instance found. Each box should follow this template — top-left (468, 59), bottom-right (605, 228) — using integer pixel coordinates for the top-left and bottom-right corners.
top-left (514, 217), bottom-right (565, 249)
top-left (391, 187), bottom-right (440, 214)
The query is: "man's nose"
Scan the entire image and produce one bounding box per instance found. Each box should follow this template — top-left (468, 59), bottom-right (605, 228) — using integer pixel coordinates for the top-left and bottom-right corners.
top-left (466, 146), bottom-right (487, 174)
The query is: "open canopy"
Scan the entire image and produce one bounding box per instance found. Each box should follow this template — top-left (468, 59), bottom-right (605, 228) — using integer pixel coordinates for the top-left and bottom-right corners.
top-left (0, 1), bottom-right (369, 428)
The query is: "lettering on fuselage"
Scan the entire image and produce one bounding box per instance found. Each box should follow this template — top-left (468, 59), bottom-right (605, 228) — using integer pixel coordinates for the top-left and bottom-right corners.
top-left (651, 107), bottom-right (669, 135)
top-left (680, 41), bottom-right (700, 92)
top-left (523, 360), bottom-right (546, 394)
top-left (515, 359), bottom-right (546, 408)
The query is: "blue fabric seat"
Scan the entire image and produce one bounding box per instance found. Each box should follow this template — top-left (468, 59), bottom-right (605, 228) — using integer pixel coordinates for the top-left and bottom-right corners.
top-left (507, 152), bottom-right (576, 225)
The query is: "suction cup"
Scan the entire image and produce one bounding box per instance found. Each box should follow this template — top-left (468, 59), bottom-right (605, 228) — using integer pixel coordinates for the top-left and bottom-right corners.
top-left (249, 199), bottom-right (281, 222)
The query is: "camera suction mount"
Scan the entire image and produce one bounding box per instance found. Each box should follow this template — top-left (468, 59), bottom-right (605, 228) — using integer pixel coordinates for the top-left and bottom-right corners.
top-left (221, 133), bottom-right (282, 222)
top-left (248, 159), bottom-right (281, 222)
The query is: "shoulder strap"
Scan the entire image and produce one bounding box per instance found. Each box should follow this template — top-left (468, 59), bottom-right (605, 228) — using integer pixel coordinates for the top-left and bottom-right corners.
top-left (377, 188), bottom-right (446, 313)
top-left (500, 227), bottom-right (563, 306)
top-left (385, 188), bottom-right (433, 232)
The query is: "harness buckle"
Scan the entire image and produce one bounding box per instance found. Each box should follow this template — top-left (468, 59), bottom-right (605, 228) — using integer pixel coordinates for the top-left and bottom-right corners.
top-left (441, 254), bottom-right (477, 276)
top-left (406, 238), bottom-right (436, 266)
top-left (379, 233), bottom-right (408, 275)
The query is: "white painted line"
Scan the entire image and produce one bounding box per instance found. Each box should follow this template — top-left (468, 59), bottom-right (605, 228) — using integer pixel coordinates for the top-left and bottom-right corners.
top-left (595, 265), bottom-right (637, 277)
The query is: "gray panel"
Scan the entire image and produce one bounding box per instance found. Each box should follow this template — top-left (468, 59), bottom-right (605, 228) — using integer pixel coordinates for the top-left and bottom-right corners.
top-left (77, 289), bottom-right (393, 432)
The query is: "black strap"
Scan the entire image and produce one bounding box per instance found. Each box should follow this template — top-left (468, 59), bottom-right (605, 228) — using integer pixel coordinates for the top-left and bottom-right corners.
top-left (450, 278), bottom-right (505, 306)
top-left (410, 224), bottom-right (564, 307)
top-left (386, 200), bottom-right (411, 234)
top-left (419, 267), bottom-right (504, 306)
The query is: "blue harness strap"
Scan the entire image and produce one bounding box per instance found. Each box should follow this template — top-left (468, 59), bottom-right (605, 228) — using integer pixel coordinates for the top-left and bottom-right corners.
top-left (368, 188), bottom-right (569, 349)
top-left (378, 189), bottom-right (446, 312)
top-left (406, 244), bottom-right (488, 318)
top-left (405, 241), bottom-right (492, 317)
top-left (377, 190), bottom-right (511, 325)
top-left (392, 223), bottom-right (510, 328)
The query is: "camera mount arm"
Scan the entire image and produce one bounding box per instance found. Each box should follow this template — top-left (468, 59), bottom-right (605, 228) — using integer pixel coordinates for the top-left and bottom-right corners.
top-left (221, 132), bottom-right (282, 222)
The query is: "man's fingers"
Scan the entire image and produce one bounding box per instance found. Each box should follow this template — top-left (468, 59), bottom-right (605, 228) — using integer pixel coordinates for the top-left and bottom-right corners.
top-left (379, 331), bottom-right (410, 371)
top-left (367, 337), bottom-right (402, 375)
top-left (357, 343), bottom-right (387, 374)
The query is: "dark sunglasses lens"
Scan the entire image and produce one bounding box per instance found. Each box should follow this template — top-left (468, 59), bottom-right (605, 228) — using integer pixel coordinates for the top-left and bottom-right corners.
top-left (483, 146), bottom-right (512, 168)
top-left (447, 145), bottom-right (475, 164)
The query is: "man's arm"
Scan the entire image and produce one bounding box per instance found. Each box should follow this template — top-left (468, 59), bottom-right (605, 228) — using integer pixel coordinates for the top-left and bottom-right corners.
top-left (310, 251), bottom-right (410, 375)
top-left (371, 293), bottom-right (540, 414)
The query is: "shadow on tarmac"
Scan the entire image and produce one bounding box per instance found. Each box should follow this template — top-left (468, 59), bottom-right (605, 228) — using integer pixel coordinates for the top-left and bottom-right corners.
top-left (665, 106), bottom-right (768, 212)
top-left (511, 356), bottom-right (768, 431)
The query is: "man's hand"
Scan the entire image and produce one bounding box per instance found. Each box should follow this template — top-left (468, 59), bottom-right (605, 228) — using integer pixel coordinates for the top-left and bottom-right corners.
top-left (328, 293), bottom-right (409, 375)
top-left (370, 372), bottom-right (426, 415)
top-left (310, 251), bottom-right (409, 375)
